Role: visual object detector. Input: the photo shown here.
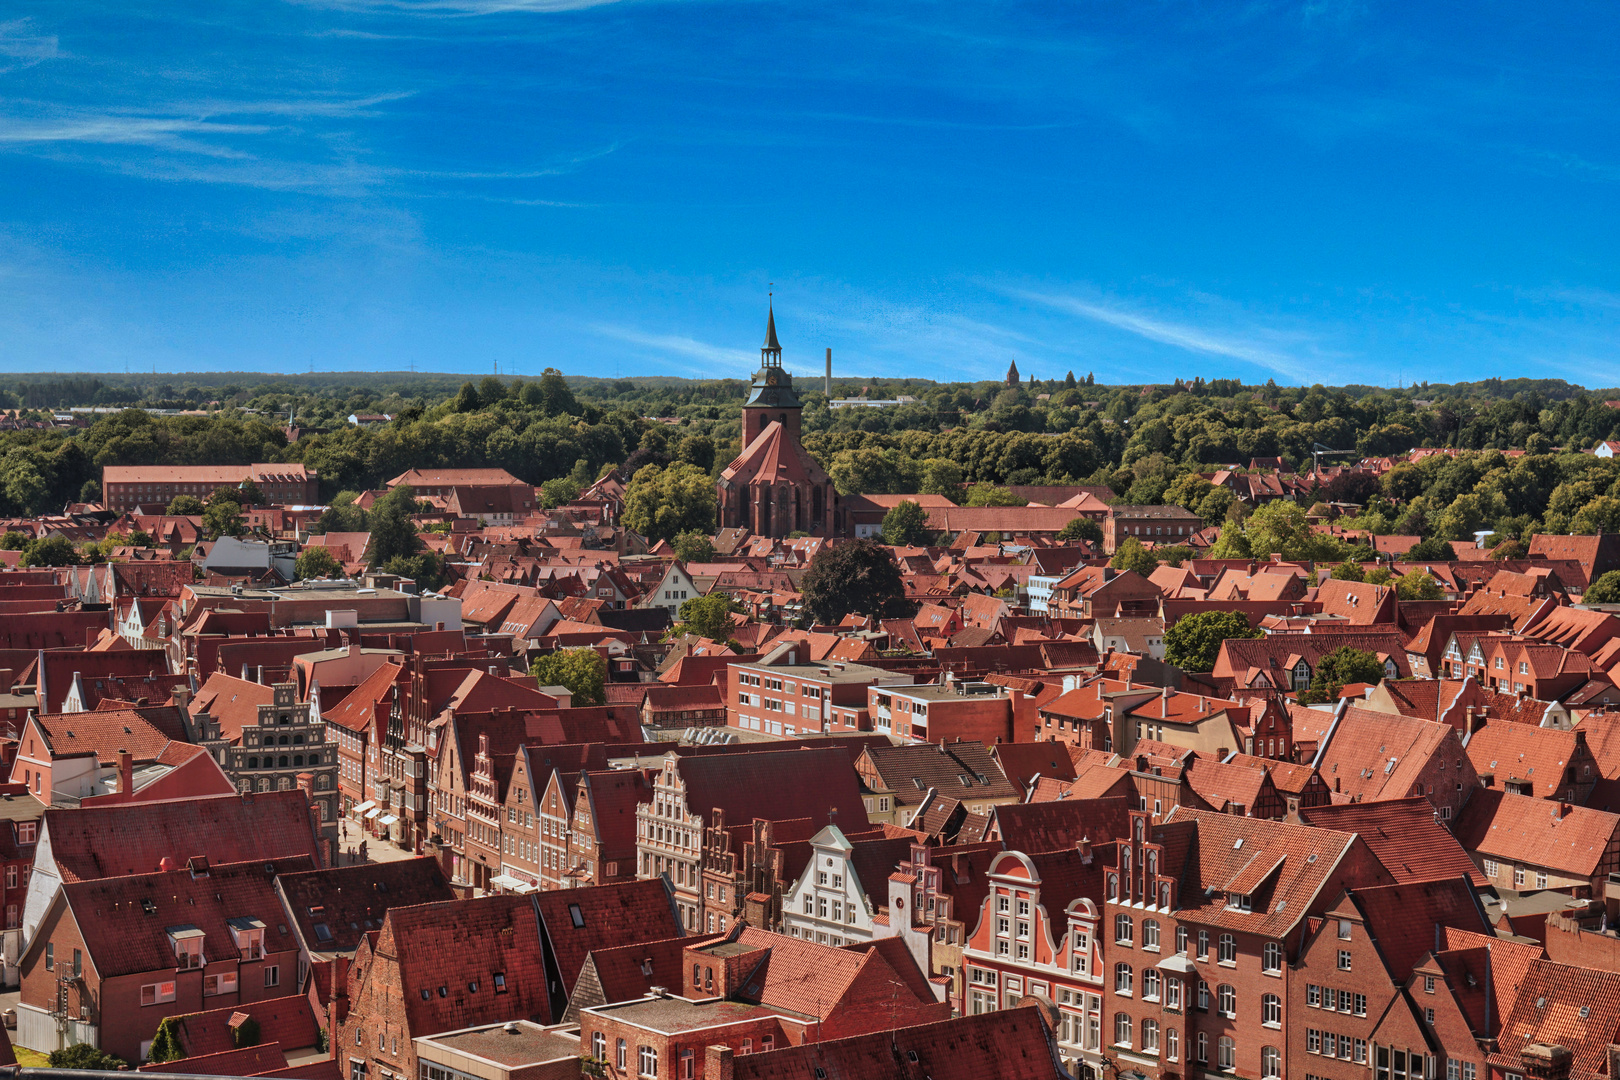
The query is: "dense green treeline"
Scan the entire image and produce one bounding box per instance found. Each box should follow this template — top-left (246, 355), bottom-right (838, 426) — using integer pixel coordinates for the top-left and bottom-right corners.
top-left (2, 368), bottom-right (1620, 549)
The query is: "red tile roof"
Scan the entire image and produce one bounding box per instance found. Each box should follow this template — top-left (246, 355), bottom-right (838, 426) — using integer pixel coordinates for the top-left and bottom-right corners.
top-left (669, 747), bottom-right (868, 831)
top-left (137, 1043), bottom-right (289, 1076)
top-left (1487, 959), bottom-right (1620, 1080)
top-left (1452, 788), bottom-right (1620, 878)
top-left (372, 894), bottom-right (555, 1032)
top-left (1464, 722), bottom-right (1595, 798)
top-left (728, 1007), bottom-right (1067, 1080)
top-left (59, 855), bottom-right (314, 979)
top-left (43, 790), bottom-right (323, 883)
top-left (154, 995), bottom-right (322, 1060)
top-left (1345, 876), bottom-right (1492, 980)
top-left (533, 879), bottom-right (683, 1002)
top-left (989, 796), bottom-right (1132, 853)
top-left (1157, 807), bottom-right (1389, 937)
top-left (1301, 797), bottom-right (1487, 885)
top-left (1296, 703), bottom-right (1466, 804)
top-left (275, 857), bottom-right (454, 957)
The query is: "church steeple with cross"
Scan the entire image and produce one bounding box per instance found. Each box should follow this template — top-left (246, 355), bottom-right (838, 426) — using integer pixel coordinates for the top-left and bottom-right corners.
top-left (719, 298), bottom-right (842, 538)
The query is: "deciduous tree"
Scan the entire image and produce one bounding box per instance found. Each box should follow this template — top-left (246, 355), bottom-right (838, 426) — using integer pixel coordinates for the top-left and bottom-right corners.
top-left (1163, 610), bottom-right (1260, 672)
top-left (801, 539), bottom-right (909, 625)
top-left (529, 648), bottom-right (606, 706)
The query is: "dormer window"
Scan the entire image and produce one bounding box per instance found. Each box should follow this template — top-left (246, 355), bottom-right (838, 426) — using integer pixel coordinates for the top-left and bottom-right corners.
top-left (168, 926), bottom-right (205, 969)
top-left (229, 917), bottom-right (266, 960)
top-left (1227, 893), bottom-right (1251, 912)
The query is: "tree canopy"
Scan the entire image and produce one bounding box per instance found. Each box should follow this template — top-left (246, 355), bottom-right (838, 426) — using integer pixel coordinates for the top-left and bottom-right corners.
top-left (1163, 610), bottom-right (1261, 672)
top-left (880, 500), bottom-right (932, 547)
top-left (622, 463), bottom-right (717, 544)
top-left (528, 649), bottom-right (607, 706)
top-left (800, 539), bottom-right (911, 625)
top-left (1299, 646), bottom-right (1387, 704)
top-left (675, 593), bottom-right (740, 641)
top-left (1057, 516), bottom-right (1102, 543)
top-left (295, 547), bottom-right (343, 580)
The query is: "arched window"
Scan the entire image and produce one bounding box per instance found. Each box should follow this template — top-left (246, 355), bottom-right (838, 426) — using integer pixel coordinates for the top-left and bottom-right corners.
top-left (293, 755), bottom-right (304, 767)
top-left (1115, 914), bottom-right (1133, 944)
top-left (1219, 1036), bottom-right (1236, 1070)
top-left (1114, 964), bottom-right (1132, 995)
top-left (1114, 1013), bottom-right (1132, 1047)
top-left (1262, 1046), bottom-right (1281, 1079)
top-left (1142, 969), bottom-right (1161, 1001)
top-left (247, 757), bottom-right (258, 769)
top-left (1263, 941), bottom-right (1283, 972)
top-left (1262, 993), bottom-right (1281, 1026)
top-left (1218, 933), bottom-right (1237, 962)
top-left (1217, 983), bottom-right (1236, 1017)
top-left (1142, 919), bottom-right (1160, 949)
top-left (279, 756), bottom-right (289, 768)
top-left (1142, 1019), bottom-right (1160, 1053)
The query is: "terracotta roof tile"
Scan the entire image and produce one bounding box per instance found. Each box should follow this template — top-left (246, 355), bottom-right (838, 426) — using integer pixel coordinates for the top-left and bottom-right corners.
top-left (61, 855), bottom-right (315, 979)
top-left (43, 790), bottom-right (323, 883)
top-left (1301, 797), bottom-right (1486, 885)
top-left (729, 1007), bottom-right (1066, 1080)
top-left (1452, 788), bottom-right (1620, 878)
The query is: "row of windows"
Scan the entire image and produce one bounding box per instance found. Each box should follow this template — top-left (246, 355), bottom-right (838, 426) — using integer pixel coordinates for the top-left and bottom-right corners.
top-left (243, 753), bottom-right (323, 769)
top-left (1307, 984), bottom-right (1369, 1015)
top-left (1307, 1030), bottom-right (1369, 1062)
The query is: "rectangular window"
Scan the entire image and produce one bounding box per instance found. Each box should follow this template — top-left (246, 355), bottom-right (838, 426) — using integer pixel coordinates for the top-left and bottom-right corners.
top-left (1338, 950), bottom-right (1352, 971)
top-left (264, 966), bottom-right (280, 988)
top-left (204, 972), bottom-right (239, 996)
top-left (141, 981), bottom-right (177, 1006)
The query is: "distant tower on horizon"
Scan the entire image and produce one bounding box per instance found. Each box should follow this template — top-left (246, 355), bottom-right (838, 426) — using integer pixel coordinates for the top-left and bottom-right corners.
top-left (825, 347), bottom-right (832, 398)
top-left (1006, 358), bottom-right (1020, 386)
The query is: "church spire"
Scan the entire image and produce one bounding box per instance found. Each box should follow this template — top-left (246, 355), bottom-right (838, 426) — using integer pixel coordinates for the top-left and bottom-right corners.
top-left (1006, 357), bottom-right (1020, 386)
top-left (762, 296), bottom-right (782, 366)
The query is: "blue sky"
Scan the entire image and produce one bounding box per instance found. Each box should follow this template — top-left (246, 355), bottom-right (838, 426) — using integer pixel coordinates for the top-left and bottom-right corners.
top-left (1, 1), bottom-right (1618, 386)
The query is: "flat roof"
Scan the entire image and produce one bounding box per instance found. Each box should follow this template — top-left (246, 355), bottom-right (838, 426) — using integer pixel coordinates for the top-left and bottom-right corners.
top-left (881, 684), bottom-right (1006, 702)
top-left (586, 995), bottom-right (791, 1034)
top-left (418, 1023), bottom-right (580, 1068)
top-left (735, 661), bottom-right (902, 684)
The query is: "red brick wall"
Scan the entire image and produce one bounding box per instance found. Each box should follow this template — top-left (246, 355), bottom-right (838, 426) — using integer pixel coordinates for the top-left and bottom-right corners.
top-left (582, 1012), bottom-right (790, 1080)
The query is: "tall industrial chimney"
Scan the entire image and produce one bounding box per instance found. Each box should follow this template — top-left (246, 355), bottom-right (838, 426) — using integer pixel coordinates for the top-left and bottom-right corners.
top-left (825, 348), bottom-right (832, 397)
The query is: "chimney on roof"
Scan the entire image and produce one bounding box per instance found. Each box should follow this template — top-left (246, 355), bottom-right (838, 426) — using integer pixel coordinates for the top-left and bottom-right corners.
top-left (117, 748), bottom-right (132, 795)
top-left (706, 1046), bottom-right (736, 1080)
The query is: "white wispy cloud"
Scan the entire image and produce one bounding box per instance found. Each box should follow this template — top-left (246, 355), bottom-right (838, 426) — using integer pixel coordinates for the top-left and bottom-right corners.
top-left (0, 114), bottom-right (270, 157)
top-left (1000, 285), bottom-right (1320, 380)
top-left (589, 324), bottom-right (754, 376)
top-left (286, 0), bottom-right (628, 16)
top-left (0, 19), bottom-right (59, 71)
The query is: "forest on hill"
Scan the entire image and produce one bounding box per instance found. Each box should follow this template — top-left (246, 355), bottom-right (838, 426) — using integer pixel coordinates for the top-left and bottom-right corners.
top-left (3, 368), bottom-right (1620, 550)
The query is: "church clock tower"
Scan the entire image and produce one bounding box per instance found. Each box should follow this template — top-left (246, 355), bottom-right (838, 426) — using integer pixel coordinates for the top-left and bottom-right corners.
top-left (741, 301), bottom-right (804, 444)
top-left (717, 302), bottom-right (842, 537)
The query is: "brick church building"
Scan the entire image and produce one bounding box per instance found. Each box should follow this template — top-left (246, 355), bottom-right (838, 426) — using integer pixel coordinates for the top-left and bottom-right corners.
top-left (717, 304), bottom-right (845, 537)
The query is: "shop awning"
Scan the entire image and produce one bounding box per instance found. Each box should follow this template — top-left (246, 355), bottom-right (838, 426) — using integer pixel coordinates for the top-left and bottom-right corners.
top-left (364, 808), bottom-right (382, 819)
top-left (352, 800), bottom-right (376, 815)
top-left (379, 815), bottom-right (399, 827)
top-left (489, 873), bottom-right (526, 891)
